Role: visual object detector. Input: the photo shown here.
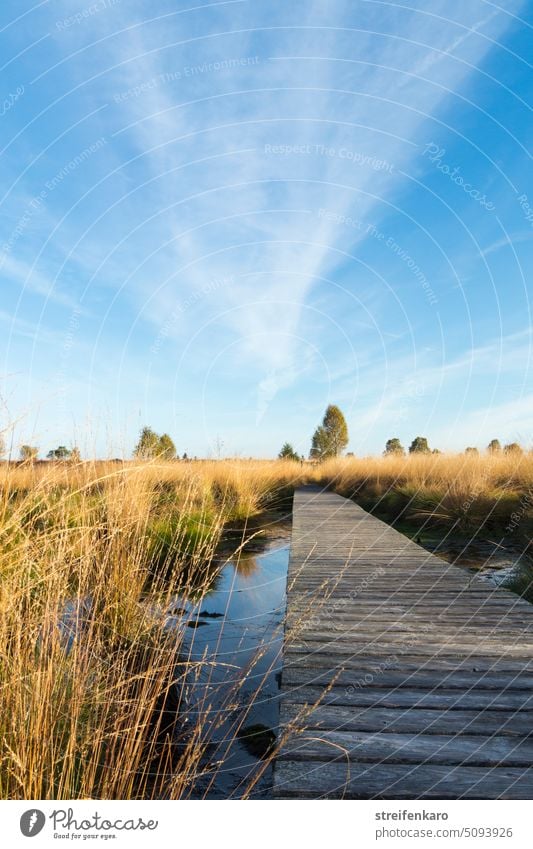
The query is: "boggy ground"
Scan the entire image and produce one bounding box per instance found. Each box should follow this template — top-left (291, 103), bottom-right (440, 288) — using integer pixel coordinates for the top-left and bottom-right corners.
top-left (1, 452), bottom-right (532, 799)
top-left (317, 452), bottom-right (533, 601)
top-left (0, 459), bottom-right (311, 799)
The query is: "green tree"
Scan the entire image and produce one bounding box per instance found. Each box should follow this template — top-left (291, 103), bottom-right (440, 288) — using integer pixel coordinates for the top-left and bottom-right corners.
top-left (409, 436), bottom-right (430, 454)
top-left (465, 446), bottom-right (479, 455)
top-left (310, 405), bottom-right (349, 460)
top-left (278, 442), bottom-right (300, 461)
top-left (487, 439), bottom-right (501, 454)
top-left (134, 427), bottom-right (161, 459)
top-left (47, 445), bottom-right (71, 460)
top-left (20, 444), bottom-right (39, 461)
top-left (310, 426), bottom-right (327, 460)
top-left (384, 438), bottom-right (405, 456)
top-left (504, 442), bottom-right (522, 455)
top-left (134, 427), bottom-right (176, 459)
top-left (158, 433), bottom-right (176, 460)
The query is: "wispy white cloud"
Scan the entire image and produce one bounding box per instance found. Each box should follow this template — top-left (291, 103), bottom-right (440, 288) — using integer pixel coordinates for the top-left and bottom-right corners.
top-left (3, 0), bottom-right (528, 453)
top-left (0, 253), bottom-right (77, 308)
top-left (331, 326), bottom-right (533, 448)
top-left (481, 232), bottom-right (533, 257)
top-left (0, 308), bottom-right (61, 345)
top-left (43, 0), bottom-right (524, 374)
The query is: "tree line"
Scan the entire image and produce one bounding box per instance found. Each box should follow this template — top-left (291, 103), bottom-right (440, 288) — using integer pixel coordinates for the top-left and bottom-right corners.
top-left (382, 436), bottom-right (523, 456)
top-left (0, 438), bottom-right (82, 462)
top-left (1, 427), bottom-right (180, 463)
top-left (1, 415), bottom-right (524, 463)
top-left (278, 405), bottom-right (525, 461)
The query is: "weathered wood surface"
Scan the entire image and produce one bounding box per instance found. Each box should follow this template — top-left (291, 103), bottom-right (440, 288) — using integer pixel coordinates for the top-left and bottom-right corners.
top-left (273, 486), bottom-right (533, 799)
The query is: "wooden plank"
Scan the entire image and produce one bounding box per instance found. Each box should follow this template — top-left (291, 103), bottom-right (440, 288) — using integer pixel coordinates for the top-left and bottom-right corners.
top-left (279, 685), bottom-right (533, 710)
top-left (282, 665), bottom-right (533, 691)
top-left (286, 639), bottom-right (532, 657)
top-left (274, 760), bottom-right (533, 799)
top-left (279, 703), bottom-right (533, 737)
top-left (286, 608), bottom-right (533, 623)
top-left (283, 650), bottom-right (533, 672)
top-left (286, 619), bottom-right (532, 633)
top-left (277, 730), bottom-right (533, 766)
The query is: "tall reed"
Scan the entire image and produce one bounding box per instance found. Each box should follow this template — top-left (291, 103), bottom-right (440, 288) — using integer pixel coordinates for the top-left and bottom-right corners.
top-left (0, 458), bottom-right (309, 799)
top-left (1, 452), bottom-right (531, 798)
top-left (317, 451), bottom-right (533, 539)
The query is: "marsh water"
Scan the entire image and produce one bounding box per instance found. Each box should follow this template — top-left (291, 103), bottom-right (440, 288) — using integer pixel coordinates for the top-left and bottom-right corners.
top-left (58, 501), bottom-right (532, 801)
top-left (168, 528), bottom-right (291, 798)
top-left (163, 513), bottom-right (531, 798)
top-left (393, 522), bottom-right (532, 595)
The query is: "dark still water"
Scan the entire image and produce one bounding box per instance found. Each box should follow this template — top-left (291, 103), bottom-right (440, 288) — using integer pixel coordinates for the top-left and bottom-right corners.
top-left (168, 537), bottom-right (290, 798)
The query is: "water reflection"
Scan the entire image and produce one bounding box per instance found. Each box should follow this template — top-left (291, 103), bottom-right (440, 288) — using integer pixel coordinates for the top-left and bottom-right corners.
top-left (412, 530), bottom-right (533, 601)
top-left (167, 538), bottom-right (290, 798)
top-left (232, 550), bottom-right (260, 578)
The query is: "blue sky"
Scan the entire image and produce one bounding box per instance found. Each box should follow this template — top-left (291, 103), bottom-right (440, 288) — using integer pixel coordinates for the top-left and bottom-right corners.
top-left (1, 0), bottom-right (532, 458)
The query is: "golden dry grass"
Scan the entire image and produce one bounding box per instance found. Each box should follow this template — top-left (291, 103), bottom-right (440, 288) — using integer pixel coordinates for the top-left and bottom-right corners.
top-left (0, 458), bottom-right (311, 800)
top-left (317, 451), bottom-right (533, 537)
top-left (1, 452), bottom-right (531, 800)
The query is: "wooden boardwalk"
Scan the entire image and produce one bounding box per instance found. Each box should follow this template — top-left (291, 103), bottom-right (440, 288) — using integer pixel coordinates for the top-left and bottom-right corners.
top-left (273, 486), bottom-right (533, 799)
